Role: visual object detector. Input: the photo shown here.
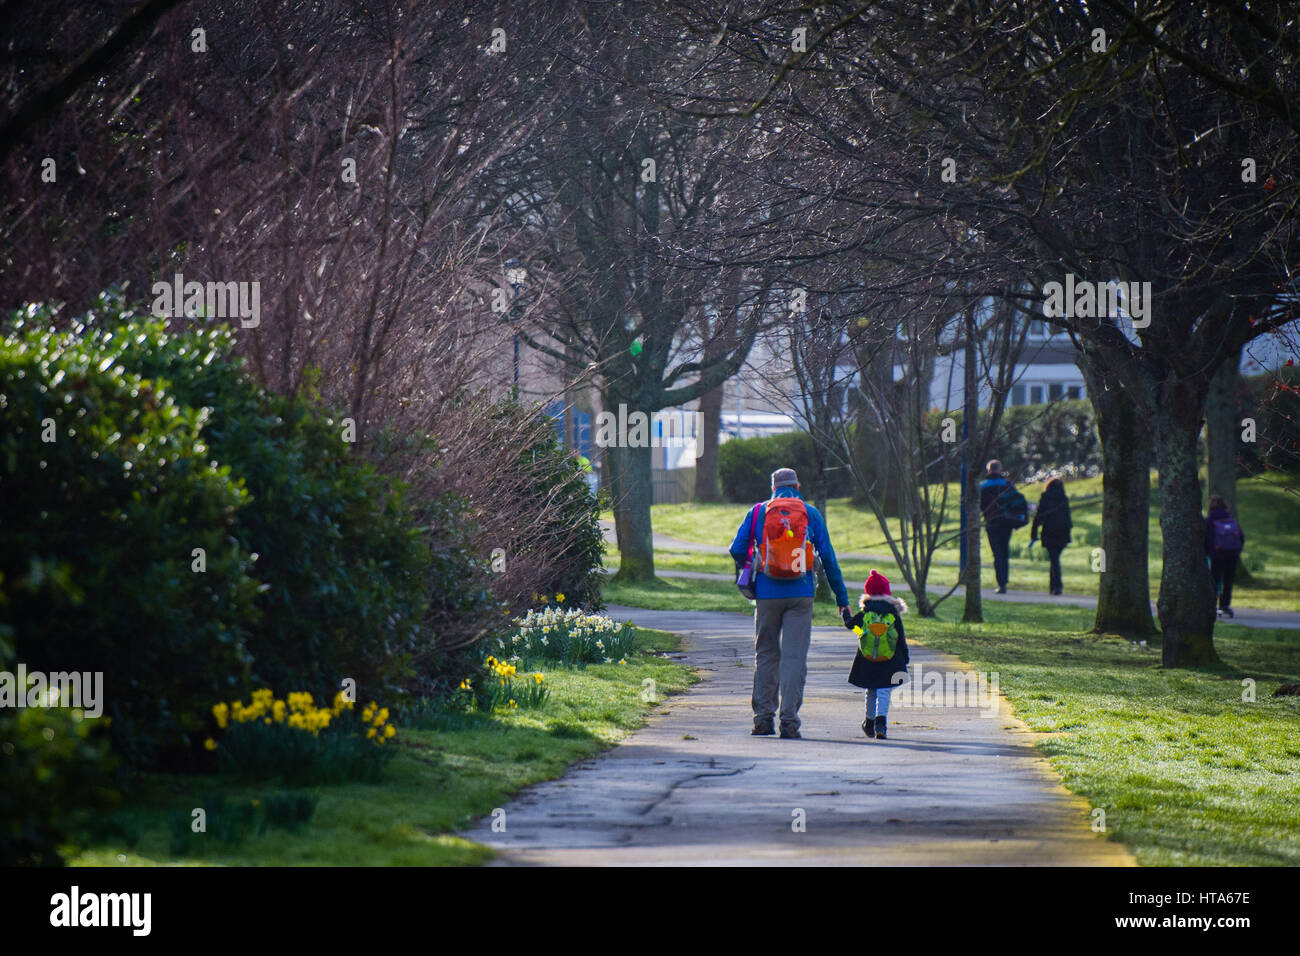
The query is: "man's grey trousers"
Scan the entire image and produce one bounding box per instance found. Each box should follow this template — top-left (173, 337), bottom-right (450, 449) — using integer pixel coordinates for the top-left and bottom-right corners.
top-left (752, 595), bottom-right (815, 730)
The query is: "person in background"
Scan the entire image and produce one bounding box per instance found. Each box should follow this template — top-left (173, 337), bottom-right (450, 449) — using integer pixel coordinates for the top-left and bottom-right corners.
top-left (1030, 474), bottom-right (1072, 596)
top-left (978, 459), bottom-right (1016, 593)
top-left (1205, 494), bottom-right (1245, 618)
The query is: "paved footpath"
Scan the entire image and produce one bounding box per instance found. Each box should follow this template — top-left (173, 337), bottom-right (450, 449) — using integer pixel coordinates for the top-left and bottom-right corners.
top-left (461, 605), bottom-right (1135, 866)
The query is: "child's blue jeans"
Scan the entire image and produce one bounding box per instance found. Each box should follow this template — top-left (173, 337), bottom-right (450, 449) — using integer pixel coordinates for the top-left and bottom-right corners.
top-left (864, 686), bottom-right (893, 718)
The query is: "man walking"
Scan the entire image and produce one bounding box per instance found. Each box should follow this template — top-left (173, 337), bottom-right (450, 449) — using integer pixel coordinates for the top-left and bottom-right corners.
top-left (730, 467), bottom-right (850, 739)
top-left (978, 459), bottom-right (1020, 594)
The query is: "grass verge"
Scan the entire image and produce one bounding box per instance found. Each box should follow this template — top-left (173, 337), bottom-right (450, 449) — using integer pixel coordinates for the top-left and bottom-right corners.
top-left (69, 626), bottom-right (695, 866)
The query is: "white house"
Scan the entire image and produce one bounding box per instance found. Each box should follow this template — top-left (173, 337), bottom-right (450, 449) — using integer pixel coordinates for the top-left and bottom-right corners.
top-left (925, 315), bottom-right (1088, 412)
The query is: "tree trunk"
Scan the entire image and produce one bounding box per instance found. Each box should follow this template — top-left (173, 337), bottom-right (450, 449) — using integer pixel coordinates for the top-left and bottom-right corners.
top-left (961, 460), bottom-right (983, 623)
top-left (1154, 379), bottom-right (1220, 667)
top-left (1206, 353), bottom-right (1241, 514)
top-left (693, 386), bottom-right (723, 502)
top-left (961, 309), bottom-right (983, 623)
top-left (849, 399), bottom-right (874, 506)
top-left (608, 440), bottom-right (657, 582)
top-left (1080, 356), bottom-right (1158, 635)
top-left (605, 428), bottom-right (626, 555)
top-left (851, 344), bottom-right (900, 513)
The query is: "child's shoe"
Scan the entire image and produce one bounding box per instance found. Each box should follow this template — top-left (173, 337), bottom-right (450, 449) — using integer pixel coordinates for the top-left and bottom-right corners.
top-left (861, 717), bottom-right (875, 738)
top-left (874, 716), bottom-right (887, 740)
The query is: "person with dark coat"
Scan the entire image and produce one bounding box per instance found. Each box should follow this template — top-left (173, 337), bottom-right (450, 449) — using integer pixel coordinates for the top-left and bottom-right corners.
top-left (842, 570), bottom-right (909, 740)
top-left (1204, 495), bottom-right (1245, 618)
top-left (978, 459), bottom-right (1016, 593)
top-left (1030, 475), bottom-right (1073, 596)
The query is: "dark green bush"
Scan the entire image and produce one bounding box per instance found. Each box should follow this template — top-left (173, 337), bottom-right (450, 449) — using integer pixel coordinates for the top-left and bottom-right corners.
top-left (3, 292), bottom-right (431, 767)
top-left (915, 399), bottom-right (1102, 484)
top-left (413, 490), bottom-right (504, 683)
top-left (1, 298), bottom-right (261, 768)
top-left (718, 431), bottom-right (855, 503)
top-left (0, 615), bottom-right (119, 866)
top-left (519, 408), bottom-right (605, 610)
top-left (73, 297), bottom-right (429, 713)
top-left (983, 400), bottom-right (1102, 480)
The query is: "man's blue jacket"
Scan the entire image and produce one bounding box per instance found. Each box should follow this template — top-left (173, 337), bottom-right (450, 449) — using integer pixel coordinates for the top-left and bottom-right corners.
top-left (729, 486), bottom-right (850, 606)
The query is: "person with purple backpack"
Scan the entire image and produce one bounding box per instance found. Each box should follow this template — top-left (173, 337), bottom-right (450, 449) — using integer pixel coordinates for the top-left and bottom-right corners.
top-left (1205, 495), bottom-right (1245, 618)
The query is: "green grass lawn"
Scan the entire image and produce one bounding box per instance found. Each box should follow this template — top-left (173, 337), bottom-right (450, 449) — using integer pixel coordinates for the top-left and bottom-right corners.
top-left (614, 474), bottom-right (1300, 611)
top-left (70, 627), bottom-right (695, 866)
top-left (604, 574), bottom-right (1300, 865)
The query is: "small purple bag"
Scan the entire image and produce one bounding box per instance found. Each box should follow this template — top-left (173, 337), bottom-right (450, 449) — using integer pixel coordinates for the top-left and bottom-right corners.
top-left (736, 504), bottom-right (761, 600)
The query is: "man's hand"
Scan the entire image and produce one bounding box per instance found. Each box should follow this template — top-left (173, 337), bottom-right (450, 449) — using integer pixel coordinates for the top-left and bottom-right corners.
top-left (838, 605), bottom-right (851, 625)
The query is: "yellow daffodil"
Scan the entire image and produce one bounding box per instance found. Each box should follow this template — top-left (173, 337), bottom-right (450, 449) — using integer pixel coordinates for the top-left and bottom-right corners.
top-left (556, 593), bottom-right (566, 603)
top-left (383, 724), bottom-right (396, 739)
top-left (203, 737), bottom-right (217, 751)
top-left (212, 702), bottom-right (229, 729)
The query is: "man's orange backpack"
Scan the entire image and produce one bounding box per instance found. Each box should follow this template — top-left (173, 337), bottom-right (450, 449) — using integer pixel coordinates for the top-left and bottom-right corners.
top-left (757, 496), bottom-right (814, 578)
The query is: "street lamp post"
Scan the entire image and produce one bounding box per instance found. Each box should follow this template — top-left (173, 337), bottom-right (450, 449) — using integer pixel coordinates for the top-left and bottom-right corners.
top-left (505, 258), bottom-right (527, 397)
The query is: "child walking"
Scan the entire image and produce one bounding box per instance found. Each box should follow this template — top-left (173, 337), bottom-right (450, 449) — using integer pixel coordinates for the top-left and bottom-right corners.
top-left (841, 570), bottom-right (909, 740)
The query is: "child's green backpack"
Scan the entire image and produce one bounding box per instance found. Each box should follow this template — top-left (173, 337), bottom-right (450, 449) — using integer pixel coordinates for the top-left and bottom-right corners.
top-left (854, 610), bottom-right (899, 662)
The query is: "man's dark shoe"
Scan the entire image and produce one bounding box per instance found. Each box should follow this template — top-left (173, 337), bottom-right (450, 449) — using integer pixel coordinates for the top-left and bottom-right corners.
top-left (779, 724), bottom-right (802, 739)
top-left (1222, 607), bottom-right (1235, 619)
top-left (751, 720), bottom-right (775, 736)
top-left (874, 716), bottom-right (887, 740)
top-left (995, 586), bottom-right (1007, 594)
top-left (861, 718), bottom-right (875, 738)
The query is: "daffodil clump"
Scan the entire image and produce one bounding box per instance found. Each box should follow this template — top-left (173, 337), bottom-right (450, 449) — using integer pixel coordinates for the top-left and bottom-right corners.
top-left (458, 656), bottom-right (549, 712)
top-left (206, 688), bottom-right (396, 784)
top-left (495, 606), bottom-right (637, 665)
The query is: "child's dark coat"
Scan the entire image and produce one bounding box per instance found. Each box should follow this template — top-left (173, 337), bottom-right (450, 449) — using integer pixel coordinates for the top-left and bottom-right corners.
top-left (844, 595), bottom-right (910, 690)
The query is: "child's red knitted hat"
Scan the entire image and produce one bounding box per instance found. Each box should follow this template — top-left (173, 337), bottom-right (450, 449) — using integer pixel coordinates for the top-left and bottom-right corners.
top-left (864, 570), bottom-right (892, 596)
